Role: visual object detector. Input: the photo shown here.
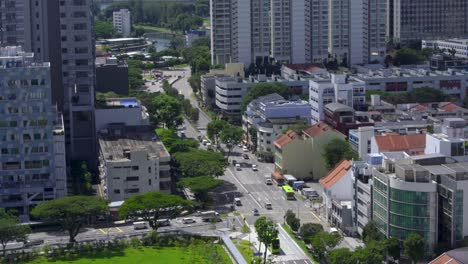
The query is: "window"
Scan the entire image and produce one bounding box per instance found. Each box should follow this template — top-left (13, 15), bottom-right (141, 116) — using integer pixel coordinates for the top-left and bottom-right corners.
top-left (132, 166), bottom-right (139, 171)
top-left (114, 189), bottom-right (121, 194)
top-left (126, 176), bottom-right (139, 181)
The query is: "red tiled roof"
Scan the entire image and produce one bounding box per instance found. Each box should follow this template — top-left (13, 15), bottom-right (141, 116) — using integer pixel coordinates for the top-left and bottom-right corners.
top-left (319, 160), bottom-right (352, 189)
top-left (274, 130), bottom-right (299, 149)
top-left (439, 102), bottom-right (461, 112)
top-left (283, 63), bottom-right (323, 73)
top-left (430, 253), bottom-right (463, 264)
top-left (409, 104), bottom-right (428, 112)
top-left (303, 122), bottom-right (343, 138)
top-left (374, 134), bottom-right (425, 152)
top-left (271, 171), bottom-right (283, 181)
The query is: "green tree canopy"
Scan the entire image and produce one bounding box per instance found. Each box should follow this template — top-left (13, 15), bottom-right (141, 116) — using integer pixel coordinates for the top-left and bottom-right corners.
top-left (310, 231), bottom-right (342, 260)
top-left (152, 93), bottom-right (183, 129)
top-left (173, 149), bottom-right (227, 177)
top-left (254, 216), bottom-right (279, 264)
top-left (386, 237), bottom-right (401, 261)
top-left (322, 139), bottom-right (357, 170)
top-left (169, 139), bottom-right (200, 153)
top-left (31, 196), bottom-right (108, 243)
top-left (351, 240), bottom-right (386, 264)
top-left (326, 248), bottom-right (354, 264)
top-left (95, 20), bottom-right (117, 39)
top-left (240, 83), bottom-right (290, 111)
top-left (70, 161), bottom-right (92, 195)
top-left (362, 220), bottom-right (385, 244)
top-left (119, 192), bottom-right (193, 232)
top-left (299, 223), bottom-right (324, 242)
top-left (207, 120), bottom-right (228, 146)
top-left (394, 48), bottom-right (426, 65)
top-left (0, 209), bottom-right (30, 255)
top-left (220, 125), bottom-right (243, 157)
top-left (177, 176), bottom-right (223, 201)
top-left (404, 233), bottom-right (426, 264)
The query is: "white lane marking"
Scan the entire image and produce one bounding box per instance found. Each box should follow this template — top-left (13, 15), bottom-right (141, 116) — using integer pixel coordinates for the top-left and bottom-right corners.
top-left (226, 168), bottom-right (263, 208)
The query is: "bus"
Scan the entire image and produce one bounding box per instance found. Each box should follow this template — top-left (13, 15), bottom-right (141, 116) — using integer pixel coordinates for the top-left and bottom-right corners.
top-left (270, 237), bottom-right (280, 254)
top-left (282, 185), bottom-right (295, 200)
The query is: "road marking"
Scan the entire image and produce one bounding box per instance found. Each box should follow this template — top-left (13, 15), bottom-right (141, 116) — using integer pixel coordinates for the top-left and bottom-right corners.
top-left (115, 227), bottom-right (123, 233)
top-left (309, 211), bottom-right (321, 222)
top-left (240, 214), bottom-right (250, 228)
top-left (98, 229), bottom-right (107, 235)
top-left (226, 168), bottom-right (262, 208)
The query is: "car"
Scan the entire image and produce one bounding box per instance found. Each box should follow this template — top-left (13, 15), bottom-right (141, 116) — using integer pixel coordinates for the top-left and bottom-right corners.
top-left (252, 164), bottom-right (258, 171)
top-left (151, 82), bottom-right (155, 85)
top-left (243, 154), bottom-right (249, 159)
top-left (252, 208), bottom-right (259, 216)
top-left (232, 159), bottom-right (237, 165)
top-left (235, 163), bottom-right (241, 171)
top-left (238, 144), bottom-right (243, 147)
top-left (182, 218), bottom-right (196, 224)
top-left (23, 240), bottom-right (44, 248)
top-left (242, 146), bottom-right (249, 152)
top-left (265, 202), bottom-right (272, 210)
top-left (197, 135), bottom-right (202, 142)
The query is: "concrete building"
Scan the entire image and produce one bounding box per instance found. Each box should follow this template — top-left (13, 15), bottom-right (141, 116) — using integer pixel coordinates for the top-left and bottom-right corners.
top-left (309, 73), bottom-right (366, 124)
top-left (242, 93), bottom-right (311, 152)
top-left (98, 126), bottom-right (171, 202)
top-left (422, 39), bottom-right (468, 59)
top-left (113, 9), bottom-right (131, 37)
top-left (96, 57), bottom-right (129, 95)
top-left (324, 102), bottom-right (373, 135)
top-left (387, 0), bottom-right (468, 44)
top-left (95, 98), bottom-right (150, 133)
top-left (328, 0), bottom-right (387, 65)
top-left (319, 160), bottom-right (354, 234)
top-left (185, 29), bottom-right (209, 47)
top-left (351, 159), bottom-right (377, 235)
top-left (0, 0), bottom-right (97, 167)
top-left (370, 134), bottom-right (426, 155)
top-left (0, 46), bottom-right (66, 221)
top-left (348, 126), bottom-right (375, 159)
top-left (372, 153), bottom-right (439, 248)
top-left (274, 122), bottom-right (346, 180)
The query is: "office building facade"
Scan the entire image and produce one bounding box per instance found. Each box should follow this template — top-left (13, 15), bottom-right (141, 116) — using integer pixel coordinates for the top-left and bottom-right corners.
top-left (0, 46), bottom-right (66, 221)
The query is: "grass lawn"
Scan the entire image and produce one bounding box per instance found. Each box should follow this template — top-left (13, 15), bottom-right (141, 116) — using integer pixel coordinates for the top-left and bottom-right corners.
top-left (282, 224), bottom-right (317, 262)
top-left (143, 74), bottom-right (154, 80)
top-left (25, 244), bottom-right (231, 264)
top-left (233, 239), bottom-right (253, 263)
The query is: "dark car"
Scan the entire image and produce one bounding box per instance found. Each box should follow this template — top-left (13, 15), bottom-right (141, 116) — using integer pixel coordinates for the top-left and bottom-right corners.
top-left (242, 154), bottom-right (249, 159)
top-left (232, 160), bottom-right (237, 165)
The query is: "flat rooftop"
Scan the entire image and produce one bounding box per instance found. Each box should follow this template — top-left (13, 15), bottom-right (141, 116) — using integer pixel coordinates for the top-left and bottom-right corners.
top-left (104, 98), bottom-right (140, 108)
top-left (99, 131), bottom-right (169, 161)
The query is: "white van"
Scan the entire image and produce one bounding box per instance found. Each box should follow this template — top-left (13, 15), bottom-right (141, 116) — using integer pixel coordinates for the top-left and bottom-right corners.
top-left (265, 175), bottom-right (272, 185)
top-left (234, 198), bottom-right (242, 206)
top-left (133, 221), bottom-right (148, 230)
top-left (202, 139), bottom-right (208, 145)
top-left (235, 163), bottom-right (241, 171)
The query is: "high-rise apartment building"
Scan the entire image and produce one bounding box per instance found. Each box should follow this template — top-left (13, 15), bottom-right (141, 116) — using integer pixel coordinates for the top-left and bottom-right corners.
top-left (251, 0), bottom-right (270, 62)
top-left (0, 46), bottom-right (66, 221)
top-left (329, 0), bottom-right (387, 65)
top-left (0, 0), bottom-right (97, 167)
top-left (113, 9), bottom-right (131, 38)
top-left (387, 0), bottom-right (468, 44)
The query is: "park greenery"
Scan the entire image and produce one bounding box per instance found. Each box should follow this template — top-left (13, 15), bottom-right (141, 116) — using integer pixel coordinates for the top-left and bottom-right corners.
top-left (254, 217), bottom-right (279, 264)
top-left (95, 20), bottom-right (118, 39)
top-left (173, 149), bottom-right (227, 178)
top-left (240, 83), bottom-right (290, 111)
top-left (366, 87), bottom-right (450, 105)
top-left (119, 192), bottom-right (193, 232)
top-left (322, 139), bottom-right (357, 170)
top-left (284, 210), bottom-right (301, 232)
top-left (299, 223), bottom-right (324, 243)
top-left (0, 209), bottom-right (30, 255)
top-left (31, 196), bottom-right (108, 243)
top-left (152, 93), bottom-right (184, 129)
top-left (97, 0), bottom-right (206, 33)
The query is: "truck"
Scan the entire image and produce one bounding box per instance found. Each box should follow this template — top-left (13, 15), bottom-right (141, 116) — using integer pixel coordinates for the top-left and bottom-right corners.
top-left (133, 221), bottom-right (148, 230)
top-left (284, 174), bottom-right (298, 185)
top-left (292, 181), bottom-right (305, 191)
top-left (264, 175), bottom-right (273, 185)
top-left (199, 211), bottom-right (220, 222)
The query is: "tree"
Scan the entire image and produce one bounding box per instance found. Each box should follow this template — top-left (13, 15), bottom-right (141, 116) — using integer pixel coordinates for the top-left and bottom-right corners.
top-left (177, 176), bottom-right (223, 201)
top-left (188, 73), bottom-right (202, 94)
top-left (31, 196), bottom-right (108, 243)
top-left (248, 127), bottom-right (258, 152)
top-left (240, 83), bottom-right (290, 111)
top-left (362, 220), bottom-right (385, 244)
top-left (299, 223), bottom-right (323, 242)
top-left (207, 120), bottom-right (228, 147)
top-left (169, 139), bottom-right (200, 154)
top-left (289, 217), bottom-right (300, 232)
top-left (70, 161), bottom-right (92, 195)
top-left (254, 217), bottom-right (279, 264)
top-left (386, 237), bottom-right (401, 262)
top-left (0, 209), bottom-right (30, 256)
top-left (173, 149), bottom-right (227, 177)
top-left (351, 241), bottom-right (386, 264)
top-left (220, 125), bottom-right (243, 157)
top-left (284, 210), bottom-right (296, 226)
top-left (394, 48), bottom-right (425, 65)
top-left (152, 93), bottom-right (183, 129)
top-left (326, 248), bottom-right (354, 264)
top-left (404, 233), bottom-right (425, 264)
top-left (119, 192), bottom-right (193, 233)
top-left (310, 231), bottom-right (342, 260)
top-left (95, 20), bottom-right (117, 39)
top-left (322, 139), bottom-right (357, 170)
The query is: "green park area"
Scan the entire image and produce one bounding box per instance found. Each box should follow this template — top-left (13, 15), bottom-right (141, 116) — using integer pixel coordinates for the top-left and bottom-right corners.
top-left (25, 244), bottom-right (231, 264)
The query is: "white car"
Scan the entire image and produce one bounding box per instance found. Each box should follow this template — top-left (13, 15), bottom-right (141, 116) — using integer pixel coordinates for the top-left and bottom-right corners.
top-left (242, 146), bottom-right (249, 152)
top-left (182, 218), bottom-right (196, 224)
top-left (252, 164), bottom-right (258, 171)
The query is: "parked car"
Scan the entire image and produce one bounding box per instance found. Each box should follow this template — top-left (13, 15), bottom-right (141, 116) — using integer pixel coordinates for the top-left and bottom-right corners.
top-left (252, 164), bottom-right (258, 171)
top-left (235, 163), bottom-right (241, 171)
top-left (232, 160), bottom-right (237, 165)
top-left (182, 218), bottom-right (196, 224)
top-left (133, 221), bottom-right (148, 230)
top-left (243, 154), bottom-right (249, 159)
top-left (242, 146), bottom-right (249, 152)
